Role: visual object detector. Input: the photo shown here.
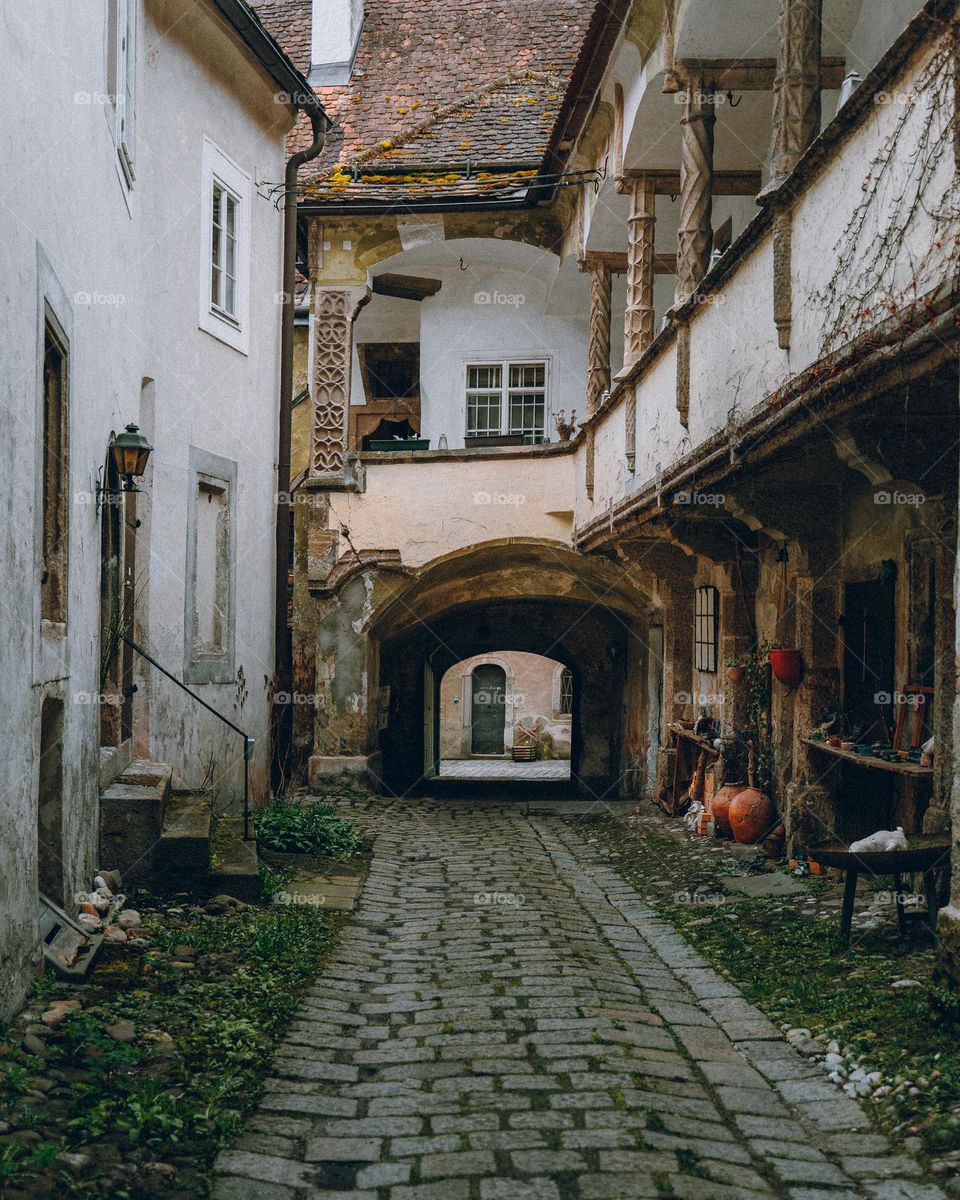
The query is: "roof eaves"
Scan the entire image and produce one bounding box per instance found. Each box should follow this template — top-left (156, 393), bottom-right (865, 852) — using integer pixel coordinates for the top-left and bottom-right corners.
top-left (539, 0), bottom-right (631, 192)
top-left (208, 0), bottom-right (329, 121)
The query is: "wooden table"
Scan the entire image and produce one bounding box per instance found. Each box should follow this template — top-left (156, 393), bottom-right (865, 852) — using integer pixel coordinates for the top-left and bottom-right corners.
top-left (807, 837), bottom-right (950, 942)
top-left (802, 738), bottom-right (932, 777)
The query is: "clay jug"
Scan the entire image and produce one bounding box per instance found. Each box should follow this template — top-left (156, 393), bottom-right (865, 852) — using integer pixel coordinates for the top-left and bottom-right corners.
top-left (710, 782), bottom-right (743, 839)
top-left (729, 745), bottom-right (775, 844)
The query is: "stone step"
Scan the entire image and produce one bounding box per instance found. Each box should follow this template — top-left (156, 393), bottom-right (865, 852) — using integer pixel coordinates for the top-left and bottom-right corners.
top-left (155, 793), bottom-right (212, 887)
top-left (99, 759), bottom-right (172, 884)
top-left (208, 817), bottom-right (260, 902)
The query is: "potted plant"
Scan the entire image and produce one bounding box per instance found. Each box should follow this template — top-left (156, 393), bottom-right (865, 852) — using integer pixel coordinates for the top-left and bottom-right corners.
top-left (724, 655), bottom-right (748, 684)
top-left (554, 409), bottom-right (577, 441)
top-left (368, 436), bottom-right (430, 452)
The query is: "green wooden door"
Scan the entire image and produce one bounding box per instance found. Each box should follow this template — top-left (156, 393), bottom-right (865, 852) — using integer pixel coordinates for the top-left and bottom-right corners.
top-left (471, 665), bottom-right (506, 754)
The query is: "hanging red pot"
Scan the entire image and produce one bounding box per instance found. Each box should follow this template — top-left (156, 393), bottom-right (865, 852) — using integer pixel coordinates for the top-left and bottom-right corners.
top-left (770, 648), bottom-right (802, 689)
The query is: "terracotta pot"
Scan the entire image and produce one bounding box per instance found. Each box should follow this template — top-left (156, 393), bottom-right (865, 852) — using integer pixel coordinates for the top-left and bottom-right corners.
top-left (729, 785), bottom-right (776, 844)
top-left (770, 648), bottom-right (803, 688)
top-left (710, 782), bottom-right (743, 839)
top-left (725, 666), bottom-right (745, 684)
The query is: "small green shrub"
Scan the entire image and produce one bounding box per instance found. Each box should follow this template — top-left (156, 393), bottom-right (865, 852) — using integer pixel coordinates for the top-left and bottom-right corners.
top-left (255, 801), bottom-right (361, 860)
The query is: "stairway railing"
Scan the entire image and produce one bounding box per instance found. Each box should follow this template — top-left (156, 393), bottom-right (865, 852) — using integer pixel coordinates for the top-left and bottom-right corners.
top-left (121, 634), bottom-right (256, 839)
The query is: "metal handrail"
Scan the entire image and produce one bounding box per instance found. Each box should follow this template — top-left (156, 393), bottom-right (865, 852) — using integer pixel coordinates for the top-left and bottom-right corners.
top-left (121, 634), bottom-right (256, 839)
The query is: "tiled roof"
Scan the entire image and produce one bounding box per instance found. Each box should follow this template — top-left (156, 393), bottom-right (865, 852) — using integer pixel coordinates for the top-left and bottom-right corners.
top-left (251, 0), bottom-right (597, 205)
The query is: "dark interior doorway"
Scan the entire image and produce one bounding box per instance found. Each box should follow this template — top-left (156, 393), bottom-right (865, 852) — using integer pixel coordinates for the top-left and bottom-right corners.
top-left (37, 697), bottom-right (65, 904)
top-left (843, 573), bottom-right (896, 743)
top-left (471, 664), bottom-right (506, 754)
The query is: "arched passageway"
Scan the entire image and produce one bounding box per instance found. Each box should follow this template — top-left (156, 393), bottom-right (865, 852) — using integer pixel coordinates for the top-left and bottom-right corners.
top-left (303, 540), bottom-right (656, 800)
top-left (437, 651), bottom-right (573, 781)
top-left (377, 597), bottom-right (639, 796)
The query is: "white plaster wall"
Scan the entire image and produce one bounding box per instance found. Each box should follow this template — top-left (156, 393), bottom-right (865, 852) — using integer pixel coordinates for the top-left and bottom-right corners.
top-left (0, 0), bottom-right (290, 1018)
top-left (360, 244), bottom-right (590, 450)
top-left (337, 453), bottom-right (576, 568)
top-left (138, 0), bottom-right (290, 802)
top-left (686, 235), bottom-right (786, 445)
top-left (582, 26), bottom-right (954, 522)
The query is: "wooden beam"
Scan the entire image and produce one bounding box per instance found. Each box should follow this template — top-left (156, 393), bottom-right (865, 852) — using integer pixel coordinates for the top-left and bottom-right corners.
top-left (619, 168), bottom-right (761, 196)
top-left (372, 273), bottom-right (443, 302)
top-left (676, 56), bottom-right (846, 91)
top-left (581, 250), bottom-right (676, 275)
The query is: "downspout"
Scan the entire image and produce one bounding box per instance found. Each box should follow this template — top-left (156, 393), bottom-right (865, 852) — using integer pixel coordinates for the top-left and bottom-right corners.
top-left (274, 99), bottom-right (328, 775)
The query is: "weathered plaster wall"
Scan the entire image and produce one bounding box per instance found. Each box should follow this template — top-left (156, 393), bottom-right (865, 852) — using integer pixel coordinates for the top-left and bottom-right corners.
top-left (336, 450), bottom-right (576, 569)
top-left (439, 652), bottom-right (572, 759)
top-left (0, 0), bottom-right (291, 1017)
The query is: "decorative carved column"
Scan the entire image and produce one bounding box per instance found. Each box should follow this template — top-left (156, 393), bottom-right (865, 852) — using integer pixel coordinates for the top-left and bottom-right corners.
top-left (772, 208), bottom-right (794, 349)
top-left (625, 177), bottom-right (656, 367)
top-left (586, 262), bottom-right (612, 412)
top-left (675, 79), bottom-right (715, 305)
top-left (310, 286), bottom-right (368, 482)
top-left (767, 0), bottom-right (823, 188)
top-left (583, 259), bottom-right (611, 500)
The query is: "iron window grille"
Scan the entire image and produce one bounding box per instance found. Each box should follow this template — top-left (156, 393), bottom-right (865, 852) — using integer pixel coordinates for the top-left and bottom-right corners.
top-left (695, 585), bottom-right (719, 673)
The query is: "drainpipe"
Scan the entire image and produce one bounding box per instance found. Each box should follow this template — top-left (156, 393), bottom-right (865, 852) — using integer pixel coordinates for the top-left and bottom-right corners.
top-left (274, 98), bottom-right (329, 773)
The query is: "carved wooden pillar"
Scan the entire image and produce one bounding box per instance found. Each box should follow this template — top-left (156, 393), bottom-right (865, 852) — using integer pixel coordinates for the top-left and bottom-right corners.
top-left (675, 79), bottom-right (715, 305)
top-left (586, 262), bottom-right (612, 413)
top-left (625, 177), bottom-right (656, 367)
top-left (583, 260), bottom-right (611, 500)
top-left (767, 0), bottom-right (823, 187)
top-left (310, 285), bottom-right (368, 482)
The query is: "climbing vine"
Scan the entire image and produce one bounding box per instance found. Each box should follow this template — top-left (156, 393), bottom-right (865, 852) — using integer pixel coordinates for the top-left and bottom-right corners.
top-left (814, 17), bottom-right (960, 357)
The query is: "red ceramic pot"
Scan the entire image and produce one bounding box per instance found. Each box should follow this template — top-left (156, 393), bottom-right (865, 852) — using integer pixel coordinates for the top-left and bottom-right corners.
top-left (770, 648), bottom-right (803, 688)
top-left (710, 782), bottom-right (743, 839)
top-left (729, 785), bottom-right (775, 844)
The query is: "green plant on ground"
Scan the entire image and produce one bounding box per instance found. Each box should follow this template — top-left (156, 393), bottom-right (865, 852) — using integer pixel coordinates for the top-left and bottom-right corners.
top-left (1, 900), bottom-right (345, 1197)
top-left (586, 814), bottom-right (960, 1160)
top-left (255, 799), bottom-right (362, 860)
top-left (258, 860), bottom-right (294, 901)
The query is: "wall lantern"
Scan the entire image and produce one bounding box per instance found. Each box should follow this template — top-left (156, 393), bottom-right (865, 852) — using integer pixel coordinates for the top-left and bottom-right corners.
top-left (97, 423), bottom-right (153, 509)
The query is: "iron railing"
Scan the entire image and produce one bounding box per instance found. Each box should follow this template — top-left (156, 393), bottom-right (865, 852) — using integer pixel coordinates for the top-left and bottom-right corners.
top-left (121, 635), bottom-right (256, 839)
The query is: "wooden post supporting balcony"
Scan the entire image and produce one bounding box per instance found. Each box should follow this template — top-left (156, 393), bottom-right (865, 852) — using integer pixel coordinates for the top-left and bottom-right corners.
top-left (586, 261), bottom-right (612, 413)
top-left (767, 0), bottom-right (823, 189)
top-left (675, 79), bottom-right (716, 305)
top-left (582, 258), bottom-right (612, 499)
top-left (625, 176), bottom-right (656, 368)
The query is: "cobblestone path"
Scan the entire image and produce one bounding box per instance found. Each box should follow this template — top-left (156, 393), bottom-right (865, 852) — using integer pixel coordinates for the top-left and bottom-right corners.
top-left (213, 800), bottom-right (944, 1200)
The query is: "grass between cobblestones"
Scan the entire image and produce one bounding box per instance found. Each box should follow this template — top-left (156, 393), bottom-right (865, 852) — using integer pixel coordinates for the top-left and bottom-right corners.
top-left (583, 810), bottom-right (960, 1170)
top-left (0, 901), bottom-right (347, 1199)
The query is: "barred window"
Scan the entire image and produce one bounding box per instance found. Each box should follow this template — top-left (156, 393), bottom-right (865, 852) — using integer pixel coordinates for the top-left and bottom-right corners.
top-left (695, 586), bottom-right (718, 673)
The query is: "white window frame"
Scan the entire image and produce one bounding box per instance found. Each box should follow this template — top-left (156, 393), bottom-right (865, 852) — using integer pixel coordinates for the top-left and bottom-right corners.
top-left (464, 357), bottom-right (550, 441)
top-left (106, 0), bottom-right (137, 191)
top-left (199, 138), bottom-right (251, 354)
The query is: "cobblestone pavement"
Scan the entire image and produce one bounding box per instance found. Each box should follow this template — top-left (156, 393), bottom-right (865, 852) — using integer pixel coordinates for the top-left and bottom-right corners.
top-left (213, 799), bottom-right (945, 1200)
top-left (439, 759), bottom-right (571, 780)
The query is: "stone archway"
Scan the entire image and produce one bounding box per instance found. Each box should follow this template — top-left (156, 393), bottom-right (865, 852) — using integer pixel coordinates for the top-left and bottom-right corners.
top-left (304, 539), bottom-right (654, 797)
